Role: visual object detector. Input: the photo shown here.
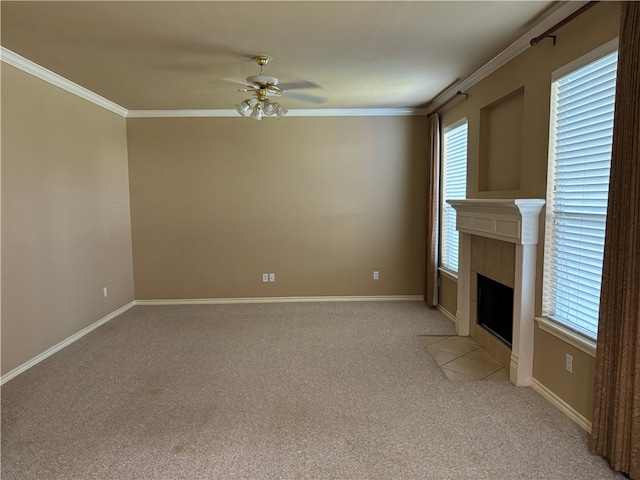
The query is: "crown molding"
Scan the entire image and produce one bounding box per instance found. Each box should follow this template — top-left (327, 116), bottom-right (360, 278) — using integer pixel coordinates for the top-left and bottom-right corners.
top-left (0, 47), bottom-right (128, 117)
top-left (126, 108), bottom-right (428, 118)
top-left (426, 1), bottom-right (590, 114)
top-left (2, 1), bottom-right (588, 119)
top-left (126, 109), bottom-right (237, 118)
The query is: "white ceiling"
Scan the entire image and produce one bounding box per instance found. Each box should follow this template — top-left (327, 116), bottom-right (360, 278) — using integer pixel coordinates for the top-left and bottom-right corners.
top-left (1, 1), bottom-right (573, 111)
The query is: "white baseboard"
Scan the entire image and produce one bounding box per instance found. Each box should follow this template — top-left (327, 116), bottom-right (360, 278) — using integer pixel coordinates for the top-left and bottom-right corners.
top-left (135, 295), bottom-right (424, 305)
top-left (1, 301), bottom-right (135, 386)
top-left (435, 304), bottom-right (457, 325)
top-left (530, 377), bottom-right (592, 433)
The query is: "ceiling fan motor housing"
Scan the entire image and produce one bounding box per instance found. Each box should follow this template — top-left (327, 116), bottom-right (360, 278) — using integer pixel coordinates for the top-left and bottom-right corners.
top-left (246, 74), bottom-right (279, 86)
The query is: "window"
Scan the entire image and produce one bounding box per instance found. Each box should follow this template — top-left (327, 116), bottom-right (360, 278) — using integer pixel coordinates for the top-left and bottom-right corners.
top-left (440, 119), bottom-right (468, 273)
top-left (542, 42), bottom-right (618, 340)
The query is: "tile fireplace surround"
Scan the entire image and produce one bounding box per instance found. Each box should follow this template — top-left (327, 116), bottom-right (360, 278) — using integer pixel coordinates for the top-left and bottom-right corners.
top-left (447, 199), bottom-right (545, 386)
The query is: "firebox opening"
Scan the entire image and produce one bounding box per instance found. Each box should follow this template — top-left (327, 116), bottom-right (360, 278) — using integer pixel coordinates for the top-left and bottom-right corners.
top-left (477, 274), bottom-right (514, 347)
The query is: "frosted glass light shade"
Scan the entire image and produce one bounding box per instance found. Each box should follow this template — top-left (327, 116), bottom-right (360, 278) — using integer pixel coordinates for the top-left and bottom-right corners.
top-left (236, 97), bottom-right (287, 120)
top-left (263, 99), bottom-right (276, 116)
top-left (235, 99), bottom-right (251, 116)
top-left (250, 103), bottom-right (264, 121)
top-left (275, 104), bottom-right (288, 118)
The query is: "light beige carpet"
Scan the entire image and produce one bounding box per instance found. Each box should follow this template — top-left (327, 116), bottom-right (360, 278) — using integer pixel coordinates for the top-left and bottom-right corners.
top-left (1, 301), bottom-right (622, 479)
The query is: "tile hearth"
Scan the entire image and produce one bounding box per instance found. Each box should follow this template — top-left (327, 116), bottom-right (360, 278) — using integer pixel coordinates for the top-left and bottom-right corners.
top-left (419, 335), bottom-right (509, 381)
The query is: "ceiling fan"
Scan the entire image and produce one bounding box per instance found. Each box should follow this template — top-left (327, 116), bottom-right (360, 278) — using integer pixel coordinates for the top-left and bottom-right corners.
top-left (232, 55), bottom-right (325, 120)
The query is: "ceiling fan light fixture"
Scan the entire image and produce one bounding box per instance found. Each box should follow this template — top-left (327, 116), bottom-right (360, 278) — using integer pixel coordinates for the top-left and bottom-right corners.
top-left (250, 102), bottom-right (264, 121)
top-left (235, 99), bottom-right (252, 116)
top-left (263, 99), bottom-right (276, 116)
top-left (237, 96), bottom-right (288, 120)
top-left (233, 55), bottom-right (300, 120)
top-left (275, 104), bottom-right (288, 118)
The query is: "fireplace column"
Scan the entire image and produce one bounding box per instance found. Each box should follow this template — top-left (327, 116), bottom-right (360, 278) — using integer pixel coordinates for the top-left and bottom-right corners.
top-left (447, 199), bottom-right (545, 386)
top-left (511, 242), bottom-right (537, 386)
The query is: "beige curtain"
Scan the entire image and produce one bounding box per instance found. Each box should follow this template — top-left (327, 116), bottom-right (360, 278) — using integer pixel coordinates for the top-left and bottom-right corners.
top-left (424, 113), bottom-right (441, 306)
top-left (590, 2), bottom-right (640, 478)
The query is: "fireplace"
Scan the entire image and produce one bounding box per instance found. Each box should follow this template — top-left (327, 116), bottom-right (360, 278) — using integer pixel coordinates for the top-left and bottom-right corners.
top-left (447, 199), bottom-right (545, 386)
top-left (477, 274), bottom-right (514, 347)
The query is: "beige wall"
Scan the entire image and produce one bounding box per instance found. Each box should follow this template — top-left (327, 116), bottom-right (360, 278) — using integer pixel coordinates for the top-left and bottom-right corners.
top-left (438, 1), bottom-right (621, 421)
top-left (533, 324), bottom-right (595, 420)
top-left (1, 64), bottom-right (134, 375)
top-left (127, 116), bottom-right (426, 299)
top-left (438, 275), bottom-right (457, 318)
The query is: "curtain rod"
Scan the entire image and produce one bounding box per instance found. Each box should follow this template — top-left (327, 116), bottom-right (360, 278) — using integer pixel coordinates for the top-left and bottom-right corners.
top-left (427, 91), bottom-right (468, 117)
top-left (530, 1), bottom-right (599, 46)
top-left (428, 2), bottom-right (597, 116)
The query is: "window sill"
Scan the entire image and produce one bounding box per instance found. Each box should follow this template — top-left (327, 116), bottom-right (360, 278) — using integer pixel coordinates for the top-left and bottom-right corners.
top-left (438, 267), bottom-right (458, 282)
top-left (535, 317), bottom-right (596, 357)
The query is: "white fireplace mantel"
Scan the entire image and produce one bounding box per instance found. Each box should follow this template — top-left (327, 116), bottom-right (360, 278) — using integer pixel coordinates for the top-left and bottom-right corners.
top-left (447, 199), bottom-right (545, 386)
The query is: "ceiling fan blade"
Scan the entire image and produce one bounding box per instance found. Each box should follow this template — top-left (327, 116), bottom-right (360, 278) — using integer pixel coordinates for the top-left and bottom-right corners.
top-left (278, 81), bottom-right (321, 90)
top-left (281, 91), bottom-right (327, 104)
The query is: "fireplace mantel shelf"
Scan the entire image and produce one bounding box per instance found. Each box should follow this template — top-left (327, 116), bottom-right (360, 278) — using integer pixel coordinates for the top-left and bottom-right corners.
top-left (447, 199), bottom-right (545, 245)
top-left (447, 198), bottom-right (545, 386)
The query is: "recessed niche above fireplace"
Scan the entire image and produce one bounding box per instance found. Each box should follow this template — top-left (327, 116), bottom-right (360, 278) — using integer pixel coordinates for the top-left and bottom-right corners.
top-left (477, 274), bottom-right (514, 347)
top-left (479, 86), bottom-right (524, 192)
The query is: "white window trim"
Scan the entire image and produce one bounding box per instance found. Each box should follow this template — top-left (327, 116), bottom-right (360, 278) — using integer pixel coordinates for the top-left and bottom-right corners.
top-left (551, 37), bottom-right (618, 80)
top-left (438, 267), bottom-right (458, 282)
top-left (535, 317), bottom-right (597, 357)
top-left (443, 117), bottom-right (468, 135)
top-left (440, 117), bottom-right (468, 274)
top-left (541, 38), bottom-right (619, 346)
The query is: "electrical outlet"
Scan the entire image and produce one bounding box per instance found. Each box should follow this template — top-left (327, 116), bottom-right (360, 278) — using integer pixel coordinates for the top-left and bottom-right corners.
top-left (103, 287), bottom-right (108, 298)
top-left (373, 271), bottom-right (379, 280)
top-left (269, 273), bottom-right (276, 282)
top-left (262, 273), bottom-right (269, 283)
top-left (565, 353), bottom-right (573, 373)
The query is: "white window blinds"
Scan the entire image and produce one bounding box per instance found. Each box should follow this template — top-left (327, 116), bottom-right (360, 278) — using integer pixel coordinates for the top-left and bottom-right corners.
top-left (542, 47), bottom-right (618, 339)
top-left (441, 120), bottom-right (468, 273)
